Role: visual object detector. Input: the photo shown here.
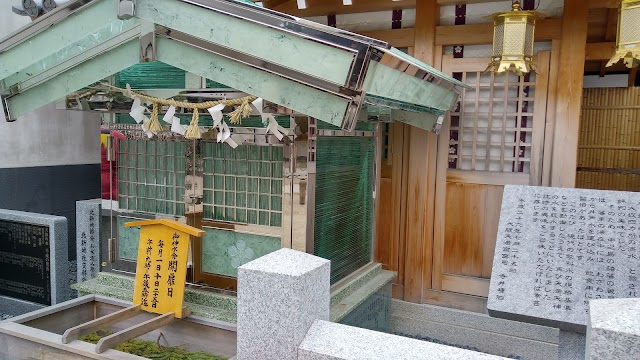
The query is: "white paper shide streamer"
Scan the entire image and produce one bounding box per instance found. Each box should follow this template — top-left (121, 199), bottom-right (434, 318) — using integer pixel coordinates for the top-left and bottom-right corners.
top-left (163, 106), bottom-right (187, 136)
top-left (129, 96), bottom-right (155, 138)
top-left (208, 104), bottom-right (238, 148)
top-left (251, 98), bottom-right (289, 141)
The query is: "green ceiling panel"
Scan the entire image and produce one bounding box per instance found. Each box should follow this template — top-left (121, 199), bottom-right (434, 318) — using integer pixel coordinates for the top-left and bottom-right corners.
top-left (116, 62), bottom-right (186, 89)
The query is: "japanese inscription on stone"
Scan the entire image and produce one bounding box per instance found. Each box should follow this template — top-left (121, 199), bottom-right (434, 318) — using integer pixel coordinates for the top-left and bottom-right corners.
top-left (488, 185), bottom-right (640, 332)
top-left (129, 220), bottom-right (201, 318)
top-left (0, 220), bottom-right (51, 305)
top-left (79, 208), bottom-right (99, 282)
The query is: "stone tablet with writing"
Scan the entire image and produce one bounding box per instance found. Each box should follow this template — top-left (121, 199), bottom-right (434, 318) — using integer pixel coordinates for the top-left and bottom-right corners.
top-left (488, 185), bottom-right (639, 333)
top-left (76, 199), bottom-right (102, 283)
top-left (0, 209), bottom-right (70, 307)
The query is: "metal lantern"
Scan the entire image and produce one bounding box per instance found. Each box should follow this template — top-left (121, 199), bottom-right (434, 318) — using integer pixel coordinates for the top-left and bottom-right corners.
top-left (606, 0), bottom-right (640, 68)
top-left (486, 1), bottom-right (539, 76)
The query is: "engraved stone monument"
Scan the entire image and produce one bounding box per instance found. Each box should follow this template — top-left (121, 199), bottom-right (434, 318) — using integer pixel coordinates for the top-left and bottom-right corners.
top-left (0, 209), bottom-right (71, 317)
top-left (488, 185), bottom-right (640, 333)
top-left (76, 199), bottom-right (102, 283)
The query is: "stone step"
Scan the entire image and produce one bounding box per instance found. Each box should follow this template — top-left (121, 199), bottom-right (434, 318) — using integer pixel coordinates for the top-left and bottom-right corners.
top-left (390, 300), bottom-right (561, 360)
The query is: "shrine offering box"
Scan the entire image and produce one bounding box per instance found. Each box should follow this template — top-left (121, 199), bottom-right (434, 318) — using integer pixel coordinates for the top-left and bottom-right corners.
top-left (0, 295), bottom-right (236, 360)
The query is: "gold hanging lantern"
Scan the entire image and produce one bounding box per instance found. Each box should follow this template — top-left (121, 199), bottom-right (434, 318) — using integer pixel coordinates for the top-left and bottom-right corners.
top-left (486, 1), bottom-right (540, 76)
top-left (606, 0), bottom-right (640, 68)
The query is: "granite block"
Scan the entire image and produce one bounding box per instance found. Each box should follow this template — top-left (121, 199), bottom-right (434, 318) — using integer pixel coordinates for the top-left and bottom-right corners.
top-left (0, 295), bottom-right (45, 318)
top-left (558, 330), bottom-right (586, 360)
top-left (298, 320), bottom-right (507, 359)
top-left (391, 300), bottom-right (560, 344)
top-left (237, 248), bottom-right (330, 360)
top-left (488, 185), bottom-right (640, 332)
top-left (76, 199), bottom-right (101, 282)
top-left (586, 298), bottom-right (640, 359)
top-left (0, 209), bottom-right (71, 306)
top-left (390, 307), bottom-right (560, 359)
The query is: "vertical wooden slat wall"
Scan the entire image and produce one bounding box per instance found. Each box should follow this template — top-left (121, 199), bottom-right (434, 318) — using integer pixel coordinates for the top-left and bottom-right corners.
top-left (577, 87), bottom-right (640, 192)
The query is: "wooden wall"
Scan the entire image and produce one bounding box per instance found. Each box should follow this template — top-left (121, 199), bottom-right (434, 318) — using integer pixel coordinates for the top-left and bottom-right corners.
top-left (577, 87), bottom-right (640, 192)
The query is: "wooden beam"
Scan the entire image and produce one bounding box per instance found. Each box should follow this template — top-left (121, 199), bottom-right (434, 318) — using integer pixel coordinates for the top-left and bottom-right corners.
top-left (599, 8), bottom-right (618, 76)
top-left (403, 0), bottom-right (438, 303)
top-left (587, 0), bottom-right (619, 8)
top-left (261, 0), bottom-right (290, 7)
top-left (436, 0), bottom-right (500, 4)
top-left (269, 0), bottom-right (416, 17)
top-left (585, 42), bottom-right (616, 61)
top-left (95, 311), bottom-right (184, 353)
top-left (62, 305), bottom-right (141, 344)
top-left (629, 66), bottom-right (638, 88)
top-left (435, 18), bottom-right (562, 46)
top-left (551, 0), bottom-right (589, 187)
top-left (359, 28), bottom-right (416, 48)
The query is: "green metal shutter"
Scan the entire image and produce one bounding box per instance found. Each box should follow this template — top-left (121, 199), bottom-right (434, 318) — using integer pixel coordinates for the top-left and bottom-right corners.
top-left (314, 136), bottom-right (375, 284)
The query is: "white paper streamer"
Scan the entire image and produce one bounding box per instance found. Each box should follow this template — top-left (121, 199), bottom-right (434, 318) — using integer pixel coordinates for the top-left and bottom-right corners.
top-left (163, 106), bottom-right (176, 124)
top-left (207, 104), bottom-right (226, 128)
top-left (141, 121), bottom-right (154, 138)
top-left (251, 98), bottom-right (289, 141)
top-left (129, 97), bottom-right (147, 124)
top-left (171, 118), bottom-right (186, 136)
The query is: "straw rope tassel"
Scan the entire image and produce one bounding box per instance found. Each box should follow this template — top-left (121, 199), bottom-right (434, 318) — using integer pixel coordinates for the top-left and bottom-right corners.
top-left (185, 108), bottom-right (201, 140)
top-left (147, 103), bottom-right (164, 133)
top-left (228, 98), bottom-right (253, 124)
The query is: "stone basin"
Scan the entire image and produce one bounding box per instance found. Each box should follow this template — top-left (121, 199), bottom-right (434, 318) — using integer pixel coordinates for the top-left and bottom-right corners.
top-left (0, 294), bottom-right (237, 360)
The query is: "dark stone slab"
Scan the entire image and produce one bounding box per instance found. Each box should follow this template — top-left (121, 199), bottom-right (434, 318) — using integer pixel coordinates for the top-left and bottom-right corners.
top-left (0, 164), bottom-right (101, 261)
top-left (0, 209), bottom-right (71, 307)
top-left (488, 185), bottom-right (640, 333)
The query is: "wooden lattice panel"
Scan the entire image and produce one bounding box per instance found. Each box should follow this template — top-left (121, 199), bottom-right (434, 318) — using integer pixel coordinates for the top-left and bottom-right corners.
top-left (448, 70), bottom-right (537, 173)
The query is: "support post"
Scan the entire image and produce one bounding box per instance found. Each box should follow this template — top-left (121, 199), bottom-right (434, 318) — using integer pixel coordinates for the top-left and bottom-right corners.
top-left (404, 0), bottom-right (439, 302)
top-left (550, 0), bottom-right (589, 187)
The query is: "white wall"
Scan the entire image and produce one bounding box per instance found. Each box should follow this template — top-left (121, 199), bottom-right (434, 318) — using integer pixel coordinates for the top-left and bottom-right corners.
top-left (0, 7), bottom-right (101, 169)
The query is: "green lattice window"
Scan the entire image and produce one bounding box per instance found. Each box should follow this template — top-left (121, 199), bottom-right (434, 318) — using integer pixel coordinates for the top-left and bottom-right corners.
top-left (202, 143), bottom-right (284, 227)
top-left (314, 136), bottom-right (375, 284)
top-left (117, 139), bottom-right (187, 216)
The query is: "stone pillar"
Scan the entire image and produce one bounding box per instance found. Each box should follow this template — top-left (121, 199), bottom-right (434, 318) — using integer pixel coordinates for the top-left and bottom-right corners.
top-left (586, 298), bottom-right (640, 359)
top-left (236, 248), bottom-right (330, 360)
top-left (76, 199), bottom-right (102, 283)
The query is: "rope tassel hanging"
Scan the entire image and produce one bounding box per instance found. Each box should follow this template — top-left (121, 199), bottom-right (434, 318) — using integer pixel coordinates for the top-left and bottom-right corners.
top-left (184, 108), bottom-right (201, 140)
top-left (147, 103), bottom-right (164, 133)
top-left (106, 83), bottom-right (257, 140)
top-left (228, 97), bottom-right (253, 124)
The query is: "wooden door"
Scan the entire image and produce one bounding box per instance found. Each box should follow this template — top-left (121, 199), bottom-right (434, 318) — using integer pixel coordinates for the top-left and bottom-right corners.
top-left (431, 53), bottom-right (551, 297)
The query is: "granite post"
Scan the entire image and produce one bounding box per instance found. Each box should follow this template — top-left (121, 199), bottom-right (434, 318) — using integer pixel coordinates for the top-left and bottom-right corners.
top-left (76, 199), bottom-right (102, 283)
top-left (236, 248), bottom-right (330, 360)
top-left (586, 298), bottom-right (640, 359)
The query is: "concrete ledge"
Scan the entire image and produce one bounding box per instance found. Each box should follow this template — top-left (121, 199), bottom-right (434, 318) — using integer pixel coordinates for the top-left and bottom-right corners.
top-left (390, 299), bottom-right (560, 360)
top-left (73, 263), bottom-right (392, 324)
top-left (331, 268), bottom-right (395, 322)
top-left (298, 320), bottom-right (507, 359)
